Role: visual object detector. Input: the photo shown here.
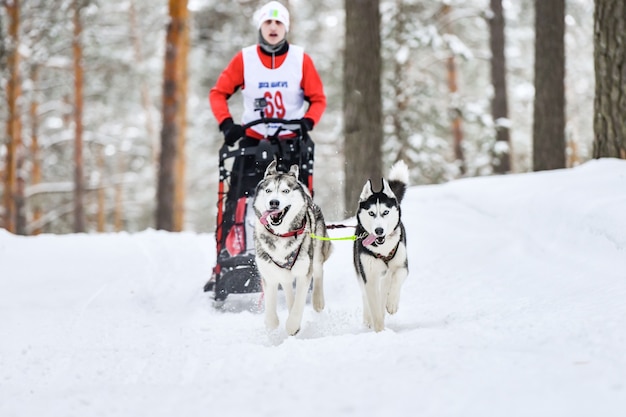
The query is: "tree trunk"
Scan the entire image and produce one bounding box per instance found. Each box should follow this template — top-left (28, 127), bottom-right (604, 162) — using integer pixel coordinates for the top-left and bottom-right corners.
top-left (4, 0), bottom-right (22, 234)
top-left (442, 5), bottom-right (465, 174)
top-left (489, 0), bottom-right (511, 173)
top-left (532, 0), bottom-right (566, 171)
top-left (174, 10), bottom-right (189, 232)
top-left (30, 66), bottom-right (43, 235)
top-left (73, 0), bottom-right (86, 232)
top-left (96, 148), bottom-right (106, 233)
top-left (447, 55), bottom-right (464, 173)
top-left (593, 0), bottom-right (626, 159)
top-left (343, 0), bottom-right (382, 217)
top-left (115, 152), bottom-right (124, 231)
top-left (156, 0), bottom-right (188, 231)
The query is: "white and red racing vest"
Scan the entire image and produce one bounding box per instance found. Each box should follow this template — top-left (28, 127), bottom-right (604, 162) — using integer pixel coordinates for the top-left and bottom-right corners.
top-left (241, 44), bottom-right (306, 138)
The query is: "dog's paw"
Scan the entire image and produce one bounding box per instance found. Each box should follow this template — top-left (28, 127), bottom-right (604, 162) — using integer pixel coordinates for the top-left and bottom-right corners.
top-left (386, 301), bottom-right (399, 315)
top-left (386, 293), bottom-right (400, 315)
top-left (286, 320), bottom-right (301, 336)
top-left (368, 310), bottom-right (385, 332)
top-left (373, 323), bottom-right (386, 332)
top-left (265, 314), bottom-right (279, 331)
top-left (312, 295), bottom-right (325, 312)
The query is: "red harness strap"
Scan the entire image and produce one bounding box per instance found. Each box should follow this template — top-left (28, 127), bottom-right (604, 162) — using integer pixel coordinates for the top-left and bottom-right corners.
top-left (263, 219), bottom-right (306, 238)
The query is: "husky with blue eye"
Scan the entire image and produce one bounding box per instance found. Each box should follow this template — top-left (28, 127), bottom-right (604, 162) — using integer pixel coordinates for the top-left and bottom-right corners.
top-left (353, 160), bottom-right (409, 332)
top-left (253, 159), bottom-right (332, 336)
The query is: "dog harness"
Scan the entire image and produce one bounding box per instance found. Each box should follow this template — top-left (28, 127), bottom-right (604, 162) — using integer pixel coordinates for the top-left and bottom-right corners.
top-left (373, 240), bottom-right (400, 264)
top-left (263, 218), bottom-right (306, 238)
top-left (263, 218), bottom-right (307, 270)
top-left (361, 226), bottom-right (402, 265)
top-left (271, 245), bottom-right (302, 270)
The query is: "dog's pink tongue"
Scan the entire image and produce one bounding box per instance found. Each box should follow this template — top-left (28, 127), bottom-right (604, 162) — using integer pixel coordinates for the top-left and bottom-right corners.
top-left (362, 233), bottom-right (377, 246)
top-left (260, 209), bottom-right (279, 226)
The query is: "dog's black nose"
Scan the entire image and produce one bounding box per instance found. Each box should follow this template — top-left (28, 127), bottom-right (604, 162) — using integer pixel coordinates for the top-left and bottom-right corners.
top-left (269, 199), bottom-right (280, 209)
top-left (375, 227), bottom-right (384, 236)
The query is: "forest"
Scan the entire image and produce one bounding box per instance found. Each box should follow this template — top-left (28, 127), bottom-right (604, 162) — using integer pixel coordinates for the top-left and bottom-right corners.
top-left (1, 0), bottom-right (624, 234)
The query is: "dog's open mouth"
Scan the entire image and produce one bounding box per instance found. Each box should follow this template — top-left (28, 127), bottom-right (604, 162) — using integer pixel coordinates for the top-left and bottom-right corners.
top-left (261, 206), bottom-right (290, 226)
top-left (362, 233), bottom-right (385, 246)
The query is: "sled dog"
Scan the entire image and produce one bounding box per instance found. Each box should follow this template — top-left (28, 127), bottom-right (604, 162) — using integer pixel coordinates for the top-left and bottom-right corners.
top-left (353, 160), bottom-right (409, 332)
top-left (253, 160), bottom-right (332, 335)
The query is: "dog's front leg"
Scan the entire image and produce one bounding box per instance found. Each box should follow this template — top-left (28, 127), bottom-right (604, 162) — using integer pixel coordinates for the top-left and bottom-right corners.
top-left (283, 281), bottom-right (295, 311)
top-left (263, 279), bottom-right (280, 331)
top-left (311, 263), bottom-right (325, 313)
top-left (360, 287), bottom-right (373, 328)
top-left (359, 257), bottom-right (386, 332)
top-left (363, 278), bottom-right (385, 332)
top-left (386, 266), bottom-right (407, 315)
top-left (381, 269), bottom-right (392, 311)
top-left (285, 276), bottom-right (311, 336)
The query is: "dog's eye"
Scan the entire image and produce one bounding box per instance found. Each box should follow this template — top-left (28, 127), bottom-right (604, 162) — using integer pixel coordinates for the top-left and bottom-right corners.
top-left (282, 189), bottom-right (290, 194)
top-left (368, 211), bottom-right (375, 217)
top-left (382, 210), bottom-right (389, 216)
top-left (265, 188), bottom-right (272, 194)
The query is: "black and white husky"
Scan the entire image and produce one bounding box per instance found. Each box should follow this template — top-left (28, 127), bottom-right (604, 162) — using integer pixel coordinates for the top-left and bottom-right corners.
top-left (353, 160), bottom-right (409, 332)
top-left (253, 160), bottom-right (332, 336)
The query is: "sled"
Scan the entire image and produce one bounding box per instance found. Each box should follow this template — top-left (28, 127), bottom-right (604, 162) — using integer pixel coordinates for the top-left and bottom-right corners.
top-left (203, 113), bottom-right (315, 307)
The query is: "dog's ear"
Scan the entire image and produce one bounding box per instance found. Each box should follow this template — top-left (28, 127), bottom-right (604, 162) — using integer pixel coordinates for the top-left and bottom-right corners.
top-left (264, 159), bottom-right (278, 177)
top-left (382, 178), bottom-right (397, 199)
top-left (288, 164), bottom-right (299, 179)
top-left (359, 179), bottom-right (374, 201)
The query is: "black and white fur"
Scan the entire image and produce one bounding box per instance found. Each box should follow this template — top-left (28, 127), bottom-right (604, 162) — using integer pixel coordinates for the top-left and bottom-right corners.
top-left (353, 160), bottom-right (409, 332)
top-left (253, 160), bottom-right (332, 336)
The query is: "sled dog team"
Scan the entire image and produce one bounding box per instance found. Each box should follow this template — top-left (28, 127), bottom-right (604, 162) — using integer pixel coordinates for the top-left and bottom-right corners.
top-left (253, 159), bottom-right (410, 335)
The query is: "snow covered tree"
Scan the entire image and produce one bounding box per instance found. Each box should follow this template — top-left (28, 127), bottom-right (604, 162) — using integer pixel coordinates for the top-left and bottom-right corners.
top-left (380, 1), bottom-right (492, 183)
top-left (19, 0), bottom-right (165, 233)
top-left (593, 0), bottom-right (626, 159)
top-left (488, 0), bottom-right (511, 173)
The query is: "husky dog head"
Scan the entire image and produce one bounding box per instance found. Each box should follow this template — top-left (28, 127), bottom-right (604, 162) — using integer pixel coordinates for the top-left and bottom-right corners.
top-left (254, 160), bottom-right (308, 228)
top-left (357, 179), bottom-right (401, 245)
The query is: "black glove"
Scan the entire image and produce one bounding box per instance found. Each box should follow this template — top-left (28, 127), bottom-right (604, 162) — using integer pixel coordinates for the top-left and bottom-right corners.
top-left (220, 118), bottom-right (244, 146)
top-left (301, 118), bottom-right (314, 132)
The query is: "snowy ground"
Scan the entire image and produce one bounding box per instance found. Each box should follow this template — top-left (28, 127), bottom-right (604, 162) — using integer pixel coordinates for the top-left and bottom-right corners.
top-left (1, 158), bottom-right (625, 417)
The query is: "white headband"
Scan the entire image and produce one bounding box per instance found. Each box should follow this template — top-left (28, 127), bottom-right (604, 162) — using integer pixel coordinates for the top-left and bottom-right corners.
top-left (254, 1), bottom-right (290, 32)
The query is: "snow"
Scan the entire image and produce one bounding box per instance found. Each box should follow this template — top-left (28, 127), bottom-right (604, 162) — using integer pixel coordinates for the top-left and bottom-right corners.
top-left (2, 158), bottom-right (626, 417)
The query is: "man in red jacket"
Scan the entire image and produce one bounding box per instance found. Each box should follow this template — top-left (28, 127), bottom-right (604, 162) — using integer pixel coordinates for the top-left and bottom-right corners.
top-left (209, 1), bottom-right (326, 147)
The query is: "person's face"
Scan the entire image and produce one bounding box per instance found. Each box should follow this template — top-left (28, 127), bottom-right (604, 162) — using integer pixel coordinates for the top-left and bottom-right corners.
top-left (260, 19), bottom-right (286, 45)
